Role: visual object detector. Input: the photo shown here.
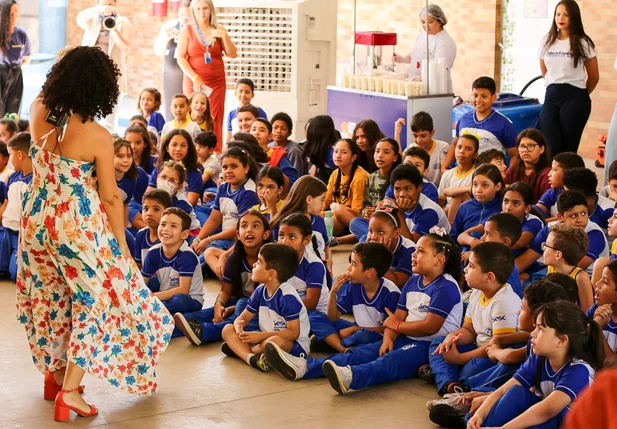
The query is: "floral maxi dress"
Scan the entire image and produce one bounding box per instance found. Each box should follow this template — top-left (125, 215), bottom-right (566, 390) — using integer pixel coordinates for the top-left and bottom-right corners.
top-left (16, 134), bottom-right (174, 395)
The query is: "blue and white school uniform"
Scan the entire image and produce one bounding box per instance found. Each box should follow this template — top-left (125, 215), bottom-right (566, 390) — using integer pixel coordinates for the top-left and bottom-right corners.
top-left (133, 227), bottom-right (160, 265)
top-left (147, 111), bottom-right (165, 134)
top-left (0, 171), bottom-right (32, 280)
top-left (246, 282), bottom-right (310, 356)
top-left (172, 191), bottom-right (201, 232)
top-left (301, 273), bottom-right (462, 385)
top-left (207, 179), bottom-right (261, 251)
top-left (128, 167), bottom-right (151, 225)
top-left (456, 109), bottom-right (518, 157)
top-left (385, 178), bottom-right (440, 204)
top-left (260, 156), bottom-right (298, 187)
top-left (289, 252), bottom-right (329, 313)
top-left (141, 241), bottom-right (204, 315)
top-left (117, 175), bottom-right (136, 204)
top-left (391, 235), bottom-right (416, 277)
top-left (536, 188), bottom-right (562, 218)
top-left (271, 214), bottom-right (329, 261)
top-left (227, 106), bottom-right (268, 134)
top-left (149, 167), bottom-right (204, 197)
top-left (451, 196), bottom-right (502, 244)
top-left (429, 284), bottom-right (522, 392)
top-left (483, 355), bottom-right (595, 428)
top-left (141, 155), bottom-right (158, 175)
top-left (529, 220), bottom-right (608, 275)
top-left (184, 255), bottom-right (258, 343)
top-left (589, 193), bottom-right (614, 230)
top-left (587, 304), bottom-right (617, 352)
top-left (404, 193), bottom-right (451, 236)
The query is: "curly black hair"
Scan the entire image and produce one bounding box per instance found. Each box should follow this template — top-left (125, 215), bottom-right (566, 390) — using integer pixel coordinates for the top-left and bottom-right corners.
top-left (41, 46), bottom-right (121, 121)
top-left (0, 0), bottom-right (17, 54)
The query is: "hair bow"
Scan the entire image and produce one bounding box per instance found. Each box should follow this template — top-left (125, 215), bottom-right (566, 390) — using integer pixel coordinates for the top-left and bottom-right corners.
top-left (376, 198), bottom-right (398, 213)
top-left (429, 226), bottom-right (448, 237)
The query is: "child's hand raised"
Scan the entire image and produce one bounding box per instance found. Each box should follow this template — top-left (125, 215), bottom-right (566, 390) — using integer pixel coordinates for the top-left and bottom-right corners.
top-left (331, 274), bottom-right (350, 293)
top-left (594, 304), bottom-right (613, 328)
top-left (394, 118), bottom-right (406, 134)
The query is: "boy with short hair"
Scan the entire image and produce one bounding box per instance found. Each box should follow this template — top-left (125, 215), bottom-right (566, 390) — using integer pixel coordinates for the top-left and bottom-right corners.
top-left (194, 131), bottom-right (221, 189)
top-left (236, 104), bottom-right (260, 134)
top-left (310, 242), bottom-right (401, 353)
top-left (394, 111), bottom-right (449, 186)
top-left (0, 141), bottom-right (11, 182)
top-left (442, 77), bottom-right (518, 171)
top-left (0, 133), bottom-right (32, 280)
top-left (476, 149), bottom-right (507, 180)
top-left (221, 243), bottom-right (309, 371)
top-left (439, 134), bottom-right (478, 222)
top-left (543, 223), bottom-right (593, 311)
top-left (600, 160), bottom-right (617, 202)
top-left (134, 190), bottom-right (173, 268)
top-left (535, 152), bottom-right (585, 218)
top-left (250, 118), bottom-right (298, 189)
top-left (141, 207), bottom-right (204, 316)
top-left (563, 167), bottom-right (613, 229)
top-left (471, 212), bottom-right (524, 297)
top-left (270, 112), bottom-right (307, 176)
top-left (428, 242), bottom-right (522, 395)
top-left (161, 94), bottom-right (201, 140)
top-left (427, 279), bottom-right (572, 426)
top-left (226, 78), bottom-right (268, 141)
top-left (516, 190), bottom-right (608, 277)
top-left (384, 146), bottom-right (439, 204)
top-left (391, 163), bottom-right (450, 243)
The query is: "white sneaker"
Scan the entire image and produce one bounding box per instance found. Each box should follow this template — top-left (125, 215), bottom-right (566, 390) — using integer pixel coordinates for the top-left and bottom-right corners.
top-left (264, 342), bottom-right (308, 381)
top-left (425, 392), bottom-right (469, 413)
top-left (322, 360), bottom-right (352, 395)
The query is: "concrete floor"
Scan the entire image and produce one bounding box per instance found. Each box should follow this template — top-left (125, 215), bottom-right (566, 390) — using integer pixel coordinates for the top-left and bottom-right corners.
top-left (0, 245), bottom-right (441, 428)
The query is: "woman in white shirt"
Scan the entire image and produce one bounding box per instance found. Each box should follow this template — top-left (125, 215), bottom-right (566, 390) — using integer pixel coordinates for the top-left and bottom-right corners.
top-left (154, 0), bottom-right (191, 121)
top-left (538, 0), bottom-right (599, 156)
top-left (396, 4), bottom-right (457, 93)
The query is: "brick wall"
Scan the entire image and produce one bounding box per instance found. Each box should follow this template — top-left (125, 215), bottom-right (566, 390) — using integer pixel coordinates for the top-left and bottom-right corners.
top-left (65, 0), bottom-right (616, 158)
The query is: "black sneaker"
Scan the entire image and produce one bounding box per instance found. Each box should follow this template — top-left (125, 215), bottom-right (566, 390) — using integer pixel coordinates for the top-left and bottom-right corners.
top-left (173, 313), bottom-right (202, 346)
top-left (327, 237), bottom-right (340, 247)
top-left (220, 342), bottom-right (238, 358)
top-left (418, 364), bottom-right (435, 384)
top-left (429, 404), bottom-right (467, 429)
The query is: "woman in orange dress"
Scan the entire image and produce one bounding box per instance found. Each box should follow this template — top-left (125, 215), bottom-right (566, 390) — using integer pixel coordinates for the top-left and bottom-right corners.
top-left (177, 0), bottom-right (236, 151)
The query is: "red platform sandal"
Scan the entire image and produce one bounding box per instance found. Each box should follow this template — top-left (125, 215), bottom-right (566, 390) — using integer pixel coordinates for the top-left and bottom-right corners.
top-left (44, 373), bottom-right (85, 401)
top-left (54, 387), bottom-right (98, 421)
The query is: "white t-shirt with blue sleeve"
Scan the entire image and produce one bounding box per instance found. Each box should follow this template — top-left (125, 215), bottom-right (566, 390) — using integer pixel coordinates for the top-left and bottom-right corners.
top-left (246, 282), bottom-right (310, 354)
top-left (141, 242), bottom-right (204, 304)
top-left (336, 278), bottom-right (401, 328)
top-left (3, 171), bottom-right (32, 231)
top-left (288, 252), bottom-right (329, 314)
top-left (134, 227), bottom-right (160, 264)
top-left (172, 191), bottom-right (201, 230)
top-left (213, 179), bottom-right (261, 230)
top-left (537, 188), bottom-right (562, 217)
top-left (148, 168), bottom-right (204, 196)
top-left (405, 193), bottom-right (451, 236)
top-left (514, 355), bottom-right (594, 403)
top-left (391, 236), bottom-right (416, 277)
top-left (227, 106), bottom-right (268, 133)
top-left (222, 255), bottom-right (256, 298)
top-left (398, 273), bottom-right (463, 342)
top-left (456, 110), bottom-right (518, 155)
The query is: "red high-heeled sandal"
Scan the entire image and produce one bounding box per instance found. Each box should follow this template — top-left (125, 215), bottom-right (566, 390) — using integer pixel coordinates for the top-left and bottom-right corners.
top-left (54, 387), bottom-right (98, 421)
top-left (44, 373), bottom-right (85, 401)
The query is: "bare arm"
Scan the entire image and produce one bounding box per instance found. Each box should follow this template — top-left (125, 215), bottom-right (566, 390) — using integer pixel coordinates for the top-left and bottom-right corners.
top-left (458, 224), bottom-right (485, 247)
top-left (187, 192), bottom-right (200, 206)
top-left (515, 248), bottom-right (541, 274)
top-left (585, 57), bottom-right (600, 94)
top-left (540, 59), bottom-right (547, 78)
top-left (176, 27), bottom-right (200, 83)
top-left (76, 5), bottom-right (102, 30)
top-left (383, 269), bottom-right (410, 288)
top-left (216, 26), bottom-right (237, 59)
top-left (441, 137), bottom-right (457, 173)
top-left (95, 134), bottom-right (130, 257)
top-left (111, 18), bottom-right (133, 53)
top-left (576, 272), bottom-right (594, 313)
top-left (512, 231), bottom-right (535, 251)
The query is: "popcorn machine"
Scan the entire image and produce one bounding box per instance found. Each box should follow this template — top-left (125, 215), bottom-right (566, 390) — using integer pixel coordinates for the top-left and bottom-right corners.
top-left (354, 31), bottom-right (397, 76)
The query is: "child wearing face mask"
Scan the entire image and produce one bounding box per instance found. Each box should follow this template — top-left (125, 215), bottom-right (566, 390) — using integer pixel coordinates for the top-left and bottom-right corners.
top-left (156, 161), bottom-right (202, 237)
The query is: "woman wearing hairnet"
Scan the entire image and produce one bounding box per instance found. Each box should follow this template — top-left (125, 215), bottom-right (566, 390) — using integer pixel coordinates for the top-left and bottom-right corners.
top-left (396, 4), bottom-right (457, 92)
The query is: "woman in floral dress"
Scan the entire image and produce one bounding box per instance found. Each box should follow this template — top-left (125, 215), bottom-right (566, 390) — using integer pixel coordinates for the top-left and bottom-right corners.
top-left (16, 46), bottom-right (174, 421)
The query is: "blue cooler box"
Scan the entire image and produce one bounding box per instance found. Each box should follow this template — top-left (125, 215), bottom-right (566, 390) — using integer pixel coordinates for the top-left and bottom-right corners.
top-left (452, 93), bottom-right (542, 134)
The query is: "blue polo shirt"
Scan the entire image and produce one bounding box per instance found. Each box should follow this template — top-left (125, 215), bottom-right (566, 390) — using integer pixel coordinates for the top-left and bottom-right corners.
top-left (0, 27), bottom-right (30, 67)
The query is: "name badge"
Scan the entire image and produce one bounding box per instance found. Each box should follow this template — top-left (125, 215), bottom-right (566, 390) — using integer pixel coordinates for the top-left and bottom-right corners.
top-left (204, 52), bottom-right (212, 64)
